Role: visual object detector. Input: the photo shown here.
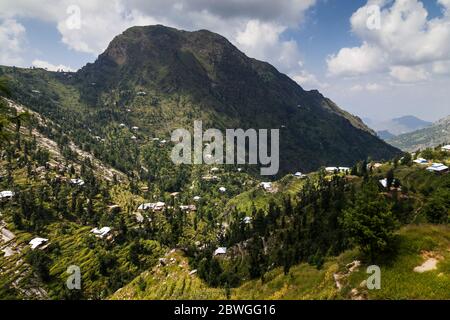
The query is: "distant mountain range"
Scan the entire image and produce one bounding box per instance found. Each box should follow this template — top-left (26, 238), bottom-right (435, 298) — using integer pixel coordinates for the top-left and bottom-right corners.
top-left (364, 116), bottom-right (432, 140)
top-left (387, 115), bottom-right (450, 151)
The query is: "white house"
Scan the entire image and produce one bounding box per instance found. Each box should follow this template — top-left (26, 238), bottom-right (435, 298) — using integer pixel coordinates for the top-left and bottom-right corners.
top-left (427, 163), bottom-right (449, 173)
top-left (119, 123), bottom-right (126, 128)
top-left (214, 247), bottom-right (227, 256)
top-left (131, 126), bottom-right (139, 131)
top-left (260, 182), bottom-right (273, 191)
top-left (138, 202), bottom-right (166, 211)
top-left (325, 167), bottom-right (339, 173)
top-left (70, 179), bottom-right (85, 186)
top-left (441, 145), bottom-right (450, 152)
top-left (180, 205), bottom-right (197, 212)
top-left (294, 172), bottom-right (306, 178)
top-left (202, 175), bottom-right (220, 181)
top-left (219, 187), bottom-right (227, 193)
top-left (91, 227), bottom-right (111, 239)
top-left (243, 216), bottom-right (252, 224)
top-left (131, 135), bottom-right (137, 140)
top-left (338, 167), bottom-right (350, 173)
top-left (136, 91), bottom-right (147, 96)
top-left (29, 237), bottom-right (48, 250)
top-left (379, 178), bottom-right (388, 188)
top-left (193, 196), bottom-right (201, 201)
top-left (0, 191), bottom-right (15, 200)
top-left (413, 158), bottom-right (428, 164)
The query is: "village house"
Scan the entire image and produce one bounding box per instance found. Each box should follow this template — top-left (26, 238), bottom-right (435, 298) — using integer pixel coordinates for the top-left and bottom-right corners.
top-left (413, 158), bottom-right (428, 164)
top-left (294, 172), bottom-right (306, 179)
top-left (29, 237), bottom-right (48, 250)
top-left (325, 167), bottom-right (339, 173)
top-left (131, 126), bottom-right (139, 131)
top-left (326, 167), bottom-right (349, 174)
top-left (91, 227), bottom-right (111, 239)
top-left (441, 145), bottom-right (450, 152)
top-left (202, 175), bottom-right (220, 181)
top-left (426, 163), bottom-right (449, 174)
top-left (243, 216), bottom-right (252, 224)
top-left (193, 196), bottom-right (201, 201)
top-left (260, 182), bottom-right (273, 191)
top-left (0, 191), bottom-right (15, 201)
top-left (179, 204), bottom-right (197, 212)
top-left (138, 202), bottom-right (166, 211)
top-left (339, 167), bottom-right (350, 173)
top-left (70, 178), bottom-right (85, 186)
top-left (136, 91), bottom-right (147, 96)
top-left (219, 187), bottom-right (227, 193)
top-left (379, 178), bottom-right (388, 189)
top-left (214, 247), bottom-right (227, 256)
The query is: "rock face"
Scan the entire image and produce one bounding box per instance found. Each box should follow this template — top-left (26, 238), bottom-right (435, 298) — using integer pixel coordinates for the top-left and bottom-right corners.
top-left (4, 25), bottom-right (401, 174)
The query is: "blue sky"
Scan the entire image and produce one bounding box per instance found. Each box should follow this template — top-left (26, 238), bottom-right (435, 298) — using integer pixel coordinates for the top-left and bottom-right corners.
top-left (0, 0), bottom-right (449, 122)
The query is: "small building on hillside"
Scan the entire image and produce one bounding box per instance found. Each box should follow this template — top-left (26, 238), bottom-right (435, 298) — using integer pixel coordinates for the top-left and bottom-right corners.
top-left (426, 163), bottom-right (449, 174)
top-left (29, 237), bottom-right (48, 250)
top-left (414, 158), bottom-right (428, 164)
top-left (218, 187), bottom-right (227, 193)
top-left (138, 202), bottom-right (166, 211)
top-left (70, 179), bottom-right (85, 186)
top-left (202, 175), bottom-right (220, 181)
top-left (260, 182), bottom-right (273, 191)
top-left (193, 196), bottom-right (201, 201)
top-left (91, 227), bottom-right (111, 239)
top-left (338, 167), bottom-right (350, 173)
top-left (294, 172), bottom-right (306, 179)
top-left (180, 204), bottom-right (197, 212)
top-left (214, 247), bottom-right (227, 256)
top-left (0, 191), bottom-right (15, 200)
top-left (379, 178), bottom-right (388, 189)
top-left (243, 216), bottom-right (252, 224)
top-left (325, 167), bottom-right (338, 173)
top-left (441, 145), bottom-right (450, 152)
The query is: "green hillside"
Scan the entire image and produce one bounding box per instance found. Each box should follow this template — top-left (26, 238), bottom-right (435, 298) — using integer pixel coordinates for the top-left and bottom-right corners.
top-left (0, 25), bottom-right (399, 175)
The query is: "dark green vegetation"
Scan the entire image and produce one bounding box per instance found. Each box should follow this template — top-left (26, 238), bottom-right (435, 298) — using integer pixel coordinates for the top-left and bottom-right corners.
top-left (1, 25), bottom-right (398, 174)
top-left (388, 115), bottom-right (450, 151)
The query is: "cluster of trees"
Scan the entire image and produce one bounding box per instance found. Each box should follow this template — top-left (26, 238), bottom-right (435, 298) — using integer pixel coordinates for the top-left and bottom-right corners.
top-left (189, 173), bottom-right (403, 288)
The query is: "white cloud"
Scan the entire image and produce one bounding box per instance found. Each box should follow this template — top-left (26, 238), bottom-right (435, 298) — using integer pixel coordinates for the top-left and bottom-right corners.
top-left (327, 0), bottom-right (450, 82)
top-left (389, 66), bottom-right (429, 83)
top-left (327, 42), bottom-right (386, 77)
top-left (0, 19), bottom-right (26, 65)
top-left (32, 59), bottom-right (74, 72)
top-left (432, 60), bottom-right (450, 74)
top-left (350, 82), bottom-right (384, 92)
